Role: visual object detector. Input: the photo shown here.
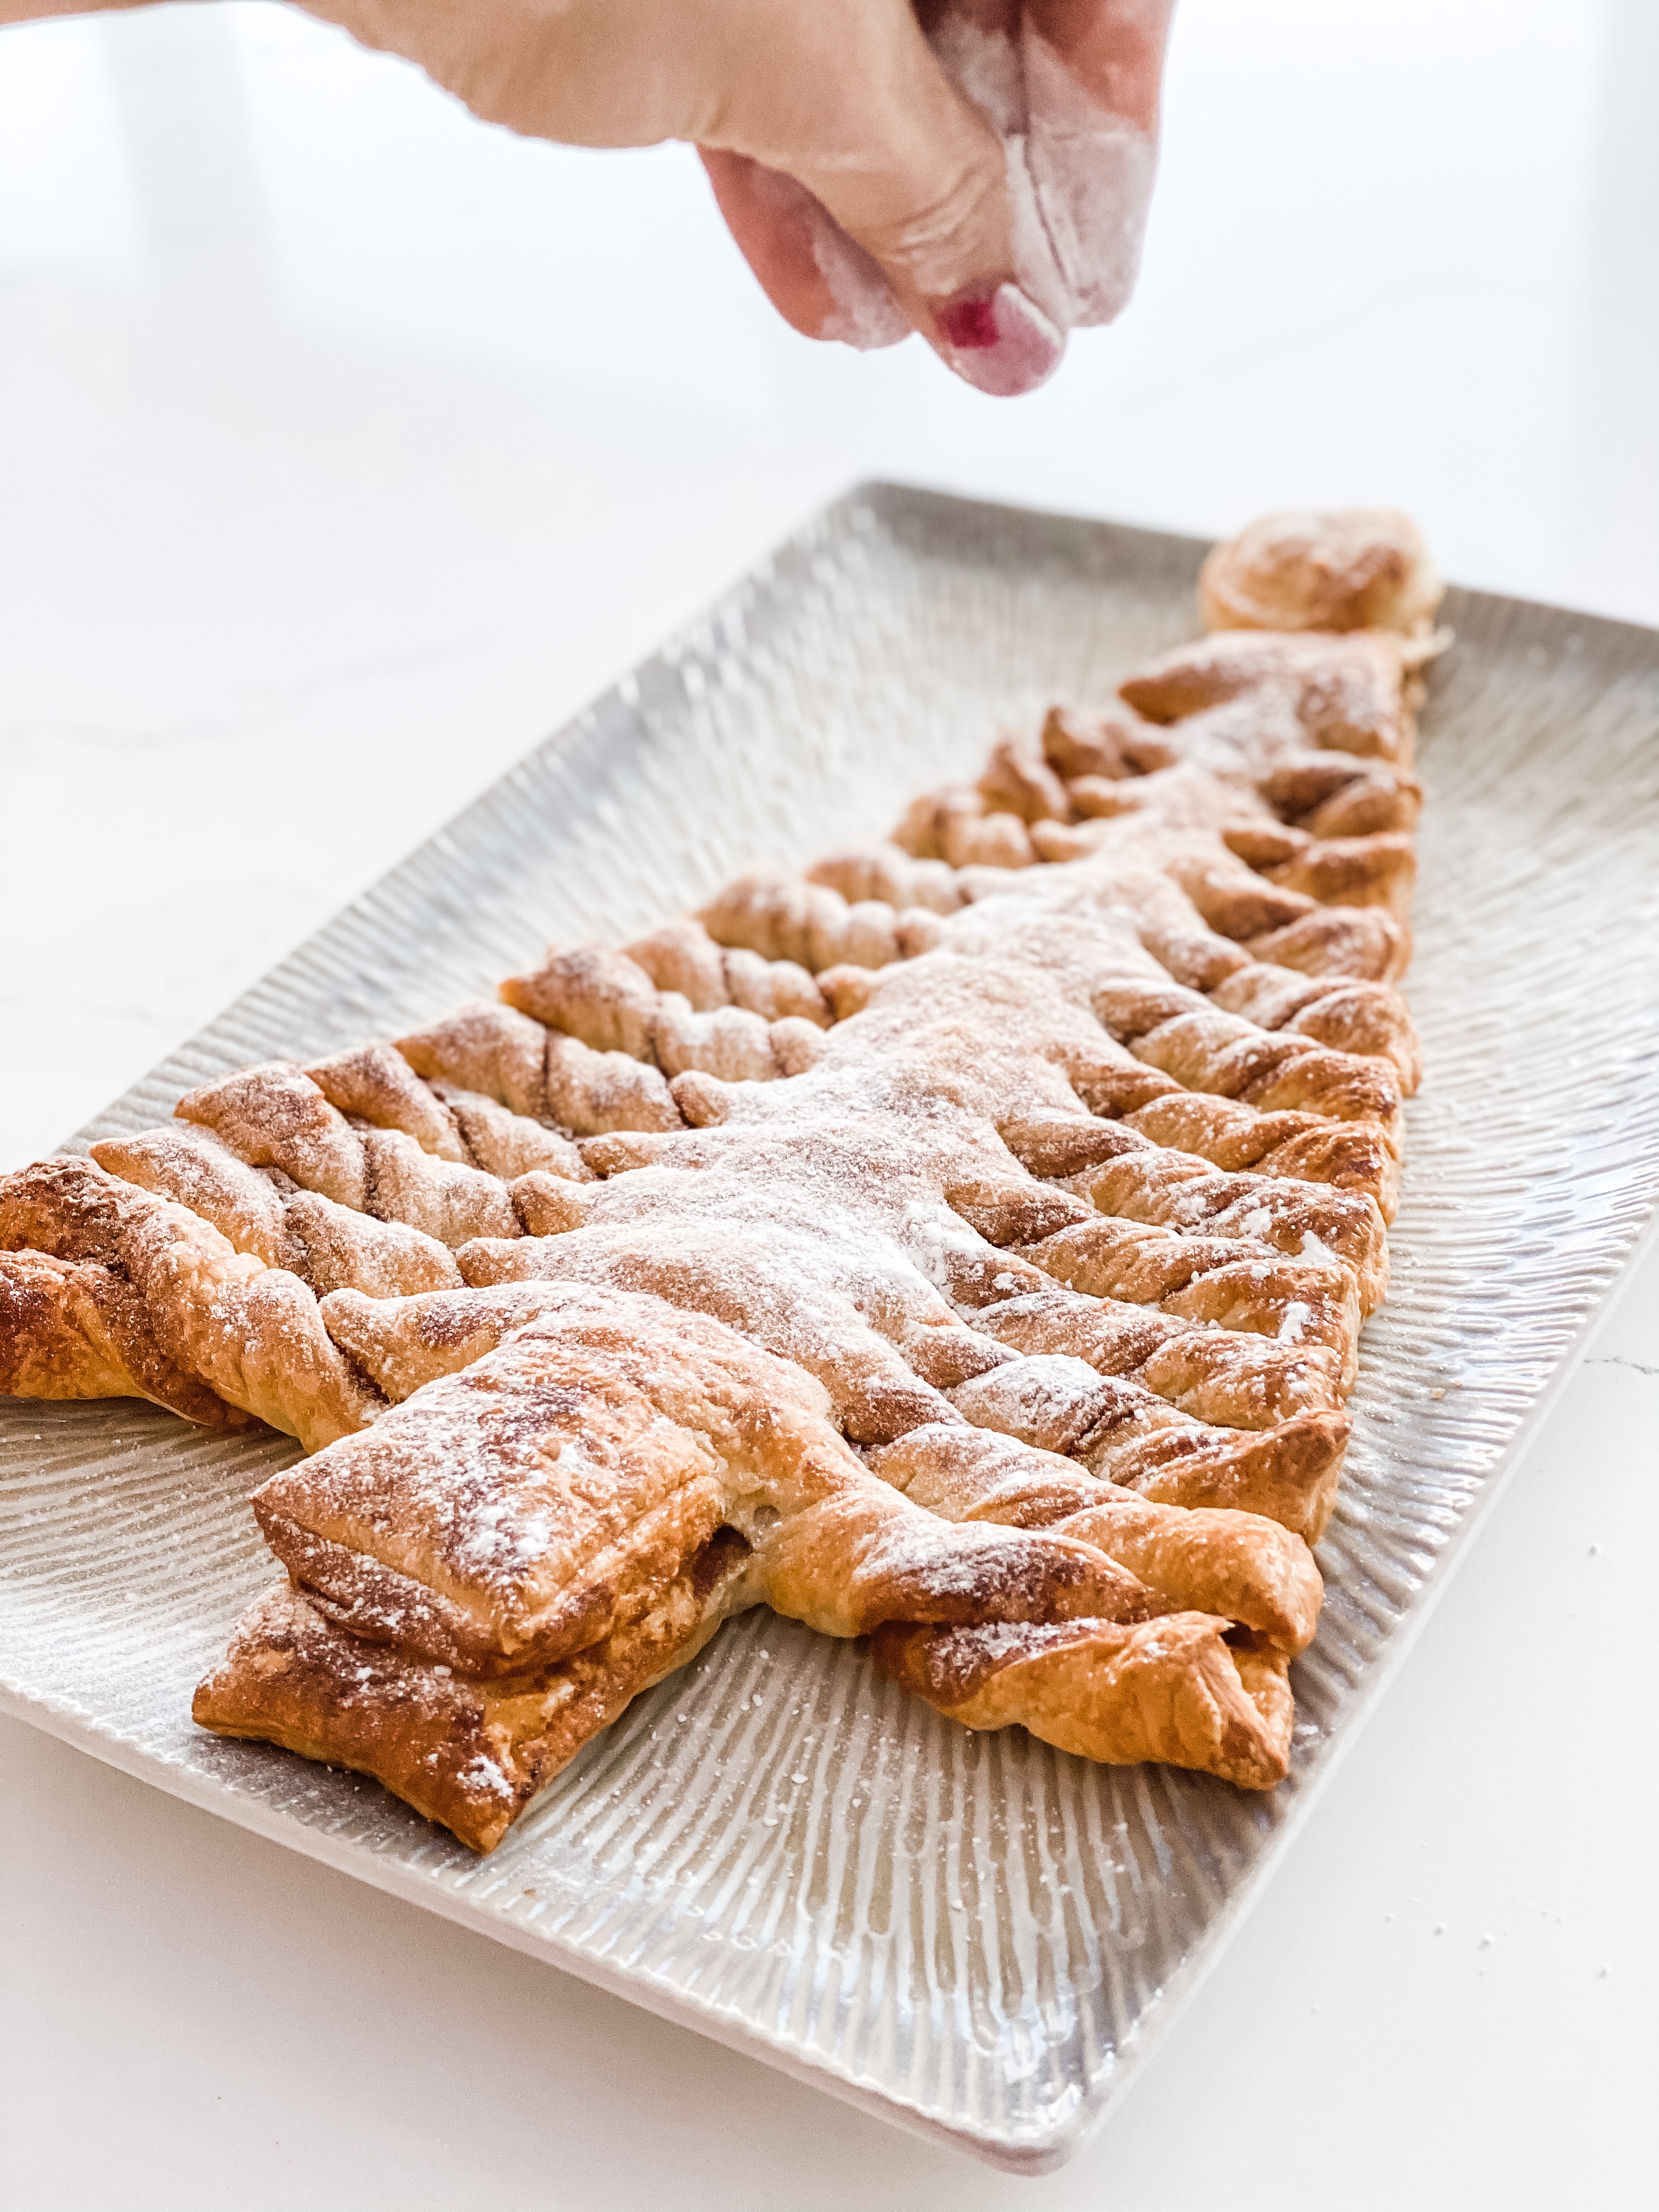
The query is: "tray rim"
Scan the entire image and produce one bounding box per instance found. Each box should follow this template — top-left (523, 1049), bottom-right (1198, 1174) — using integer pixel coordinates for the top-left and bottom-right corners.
top-left (4, 478), bottom-right (1658, 2174)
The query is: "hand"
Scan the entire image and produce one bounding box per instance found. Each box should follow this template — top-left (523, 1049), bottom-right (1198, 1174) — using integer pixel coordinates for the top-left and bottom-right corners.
top-left (0, 0), bottom-right (1176, 393)
top-left (296, 0), bottom-right (1176, 394)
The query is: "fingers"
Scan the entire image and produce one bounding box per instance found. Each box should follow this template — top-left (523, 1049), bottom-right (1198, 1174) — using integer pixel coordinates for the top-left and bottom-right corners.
top-left (706, 0), bottom-right (1177, 371)
top-left (301, 0), bottom-right (1095, 391)
top-left (1012, 0), bottom-right (1177, 325)
top-left (1024, 0), bottom-right (1175, 133)
top-left (698, 0), bottom-right (1065, 393)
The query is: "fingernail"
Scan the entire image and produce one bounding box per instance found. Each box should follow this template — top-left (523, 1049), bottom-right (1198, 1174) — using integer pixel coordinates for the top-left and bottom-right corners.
top-left (935, 283), bottom-right (1064, 397)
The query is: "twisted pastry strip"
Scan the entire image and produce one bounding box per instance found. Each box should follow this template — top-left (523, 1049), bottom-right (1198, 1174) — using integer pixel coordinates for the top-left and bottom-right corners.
top-left (1015, 1216), bottom-right (1362, 1387)
top-left (1255, 750), bottom-right (1423, 838)
top-left (1, 1244), bottom-right (249, 1429)
top-left (1118, 629), bottom-right (1433, 764)
top-left (867, 1424), bottom-right (1323, 1652)
top-left (890, 784), bottom-right (1042, 871)
top-left (176, 1062), bottom-right (524, 1248)
top-left (1087, 979), bottom-right (1402, 1135)
top-left (1200, 967), bottom-right (1419, 1087)
top-left (1022, 808), bottom-right (1420, 991)
top-left (805, 846), bottom-right (968, 915)
top-left (90, 1124), bottom-right (464, 1298)
top-left (1000, 1098), bottom-right (1400, 1223)
top-left (305, 1041), bottom-right (589, 1182)
top-left (983, 1109), bottom-right (1388, 1310)
top-left (968, 1284), bottom-right (1344, 1428)
top-left (622, 918), bottom-right (834, 1019)
top-left (1116, 826), bottom-right (1413, 942)
top-left (1244, 830), bottom-right (1416, 919)
top-left (696, 868), bottom-right (948, 973)
top-left (1242, 905), bottom-right (1410, 984)
top-left (97, 1045), bottom-right (602, 1301)
top-left (1073, 1149), bottom-right (1384, 1309)
top-left (939, 1357), bottom-right (1345, 1542)
top-left (0, 1159), bottom-right (377, 1449)
top-left (1039, 702), bottom-right (1183, 786)
top-left (870, 1617), bottom-right (1291, 1791)
top-left (397, 1000), bottom-right (682, 1135)
top-left (500, 940), bottom-right (827, 1084)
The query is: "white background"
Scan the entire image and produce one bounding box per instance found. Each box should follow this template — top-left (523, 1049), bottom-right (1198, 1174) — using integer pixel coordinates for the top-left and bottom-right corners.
top-left (1, 3), bottom-right (1656, 2205)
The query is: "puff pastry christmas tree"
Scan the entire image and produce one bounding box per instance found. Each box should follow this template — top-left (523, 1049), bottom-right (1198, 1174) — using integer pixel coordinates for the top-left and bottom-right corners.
top-left (1, 507), bottom-right (1443, 1850)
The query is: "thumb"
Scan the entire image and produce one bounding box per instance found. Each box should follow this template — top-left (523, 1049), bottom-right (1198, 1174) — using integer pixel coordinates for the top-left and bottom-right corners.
top-left (699, 0), bottom-right (1065, 394)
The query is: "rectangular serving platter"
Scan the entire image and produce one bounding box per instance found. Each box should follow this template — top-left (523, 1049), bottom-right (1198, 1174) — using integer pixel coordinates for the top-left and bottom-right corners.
top-left (3, 483), bottom-right (1657, 2172)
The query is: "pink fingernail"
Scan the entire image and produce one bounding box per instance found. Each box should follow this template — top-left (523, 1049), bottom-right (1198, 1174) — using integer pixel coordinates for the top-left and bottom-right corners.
top-left (936, 284), bottom-right (1064, 397)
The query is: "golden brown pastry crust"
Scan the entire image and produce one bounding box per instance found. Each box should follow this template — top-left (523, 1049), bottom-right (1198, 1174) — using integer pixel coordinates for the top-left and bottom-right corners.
top-left (9, 511), bottom-right (1447, 1835)
top-left (871, 1615), bottom-right (1291, 1790)
top-left (199, 1283), bottom-right (1317, 1843)
top-left (89, 1125), bottom-right (465, 1299)
top-left (0, 1244), bottom-right (249, 1425)
top-left (1198, 508), bottom-right (1444, 637)
top-left (868, 1421), bottom-right (1322, 1653)
top-left (193, 1544), bottom-right (751, 1854)
top-left (1, 1158), bottom-right (377, 1449)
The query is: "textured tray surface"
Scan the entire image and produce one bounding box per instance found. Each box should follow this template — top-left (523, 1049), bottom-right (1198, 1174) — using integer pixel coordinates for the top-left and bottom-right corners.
top-left (4, 486), bottom-right (1657, 2170)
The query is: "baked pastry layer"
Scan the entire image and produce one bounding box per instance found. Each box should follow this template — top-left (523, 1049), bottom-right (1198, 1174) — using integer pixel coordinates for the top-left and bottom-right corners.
top-left (1, 507), bottom-right (1441, 1847)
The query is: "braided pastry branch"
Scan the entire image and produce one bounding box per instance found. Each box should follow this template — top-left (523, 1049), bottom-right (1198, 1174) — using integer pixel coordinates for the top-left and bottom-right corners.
top-left (1, 1159), bottom-right (377, 1449)
top-left (867, 1423), bottom-right (1323, 1652)
top-left (499, 940), bottom-right (830, 1084)
top-left (396, 1001), bottom-right (682, 1135)
top-left (1118, 630), bottom-right (1430, 763)
top-left (870, 1616), bottom-right (1292, 1790)
top-left (90, 1125), bottom-right (464, 1299)
top-left (697, 869), bottom-right (949, 973)
top-left (969, 1283), bottom-right (1344, 1427)
top-left (176, 1063), bottom-right (523, 1248)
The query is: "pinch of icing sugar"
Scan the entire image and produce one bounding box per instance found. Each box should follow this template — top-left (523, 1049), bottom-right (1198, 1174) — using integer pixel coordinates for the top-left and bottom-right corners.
top-left (456, 1752), bottom-right (515, 1802)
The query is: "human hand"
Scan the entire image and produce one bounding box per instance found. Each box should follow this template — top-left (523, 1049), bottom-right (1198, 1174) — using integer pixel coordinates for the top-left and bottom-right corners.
top-left (295, 0), bottom-right (1176, 394)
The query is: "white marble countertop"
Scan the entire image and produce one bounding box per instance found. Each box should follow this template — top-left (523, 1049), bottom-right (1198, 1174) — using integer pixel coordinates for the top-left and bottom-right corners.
top-left (2, 3), bottom-right (1655, 2204)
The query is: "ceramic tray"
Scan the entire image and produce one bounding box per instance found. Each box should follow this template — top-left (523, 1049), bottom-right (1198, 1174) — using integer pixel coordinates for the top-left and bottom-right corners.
top-left (4, 484), bottom-right (1657, 2171)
